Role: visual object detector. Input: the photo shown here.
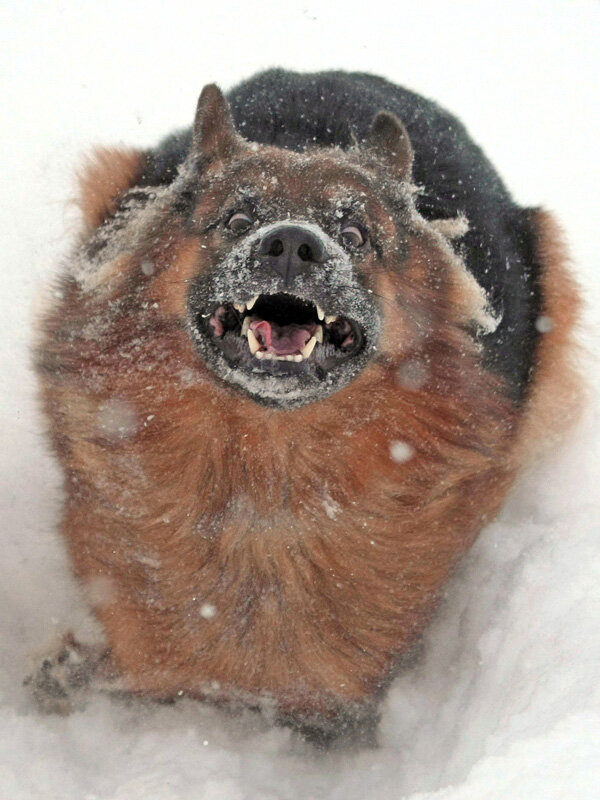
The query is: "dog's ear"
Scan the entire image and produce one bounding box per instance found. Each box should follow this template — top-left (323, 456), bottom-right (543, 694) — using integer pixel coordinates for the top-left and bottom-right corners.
top-left (192, 84), bottom-right (244, 163)
top-left (77, 147), bottom-right (146, 232)
top-left (365, 111), bottom-right (413, 181)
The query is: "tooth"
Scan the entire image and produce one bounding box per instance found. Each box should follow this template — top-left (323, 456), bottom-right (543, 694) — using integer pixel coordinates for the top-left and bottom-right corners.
top-left (293, 354), bottom-right (303, 362)
top-left (247, 329), bottom-right (261, 355)
top-left (285, 355), bottom-right (296, 361)
top-left (234, 303), bottom-right (246, 313)
top-left (247, 295), bottom-right (259, 310)
top-left (241, 317), bottom-right (250, 337)
top-left (301, 336), bottom-right (317, 360)
top-left (315, 326), bottom-right (323, 343)
top-left (325, 315), bottom-right (337, 324)
top-left (263, 352), bottom-right (274, 360)
top-left (316, 304), bottom-right (325, 321)
top-left (254, 350), bottom-right (264, 359)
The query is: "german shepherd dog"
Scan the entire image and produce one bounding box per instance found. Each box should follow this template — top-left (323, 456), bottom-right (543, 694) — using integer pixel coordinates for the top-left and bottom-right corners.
top-left (30, 70), bottom-right (580, 744)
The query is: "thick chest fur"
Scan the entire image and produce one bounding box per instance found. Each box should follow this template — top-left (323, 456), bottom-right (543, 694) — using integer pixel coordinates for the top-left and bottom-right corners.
top-left (55, 338), bottom-right (515, 716)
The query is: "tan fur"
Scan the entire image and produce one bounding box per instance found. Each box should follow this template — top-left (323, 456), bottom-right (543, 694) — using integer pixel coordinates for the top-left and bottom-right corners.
top-left (77, 146), bottom-right (146, 232)
top-left (508, 210), bottom-right (583, 465)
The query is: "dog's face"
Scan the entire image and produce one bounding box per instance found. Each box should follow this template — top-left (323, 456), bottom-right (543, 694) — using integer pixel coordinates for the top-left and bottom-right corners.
top-left (187, 179), bottom-right (383, 408)
top-left (73, 86), bottom-right (493, 413)
top-left (177, 86), bottom-right (431, 408)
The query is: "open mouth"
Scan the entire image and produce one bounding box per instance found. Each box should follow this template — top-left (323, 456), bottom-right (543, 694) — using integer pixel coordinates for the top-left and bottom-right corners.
top-left (204, 293), bottom-right (364, 372)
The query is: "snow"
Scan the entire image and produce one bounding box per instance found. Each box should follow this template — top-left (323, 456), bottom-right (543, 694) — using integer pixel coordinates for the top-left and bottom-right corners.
top-left (1, 1), bottom-right (599, 798)
top-left (389, 441), bottom-right (414, 464)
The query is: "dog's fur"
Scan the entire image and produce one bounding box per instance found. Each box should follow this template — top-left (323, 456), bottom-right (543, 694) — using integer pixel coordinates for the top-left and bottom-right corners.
top-left (32, 70), bottom-right (581, 743)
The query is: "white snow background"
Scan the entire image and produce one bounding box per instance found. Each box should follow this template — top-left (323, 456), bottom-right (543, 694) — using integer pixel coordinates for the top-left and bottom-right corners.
top-left (1, 1), bottom-right (599, 798)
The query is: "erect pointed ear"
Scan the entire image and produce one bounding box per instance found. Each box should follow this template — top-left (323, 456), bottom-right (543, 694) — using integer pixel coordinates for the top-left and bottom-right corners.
top-left (77, 146), bottom-right (146, 232)
top-left (192, 84), bottom-right (243, 163)
top-left (365, 111), bottom-right (413, 181)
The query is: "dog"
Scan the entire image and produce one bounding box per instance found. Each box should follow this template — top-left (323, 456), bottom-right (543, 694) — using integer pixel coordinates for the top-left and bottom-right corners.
top-left (30, 69), bottom-right (581, 744)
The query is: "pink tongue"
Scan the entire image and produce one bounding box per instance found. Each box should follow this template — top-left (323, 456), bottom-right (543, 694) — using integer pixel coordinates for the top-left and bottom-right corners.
top-left (250, 319), bottom-right (312, 356)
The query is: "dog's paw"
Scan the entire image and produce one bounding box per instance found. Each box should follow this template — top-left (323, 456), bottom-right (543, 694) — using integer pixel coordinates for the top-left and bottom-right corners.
top-left (24, 634), bottom-right (114, 715)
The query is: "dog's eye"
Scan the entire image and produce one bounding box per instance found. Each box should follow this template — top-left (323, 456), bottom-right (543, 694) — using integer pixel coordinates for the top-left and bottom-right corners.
top-left (227, 212), bottom-right (254, 233)
top-left (341, 224), bottom-right (366, 249)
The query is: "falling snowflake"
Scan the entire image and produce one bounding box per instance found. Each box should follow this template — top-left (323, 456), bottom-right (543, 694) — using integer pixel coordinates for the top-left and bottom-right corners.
top-left (389, 440), bottom-right (414, 463)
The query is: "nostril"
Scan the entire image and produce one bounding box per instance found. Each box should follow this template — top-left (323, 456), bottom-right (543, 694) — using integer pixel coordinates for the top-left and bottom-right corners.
top-left (268, 239), bottom-right (284, 257)
top-left (297, 244), bottom-right (312, 262)
top-left (258, 225), bottom-right (326, 283)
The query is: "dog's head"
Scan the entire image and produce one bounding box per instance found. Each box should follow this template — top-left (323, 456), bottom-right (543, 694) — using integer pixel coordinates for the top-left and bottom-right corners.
top-left (183, 86), bottom-right (414, 408)
top-left (74, 85), bottom-right (494, 410)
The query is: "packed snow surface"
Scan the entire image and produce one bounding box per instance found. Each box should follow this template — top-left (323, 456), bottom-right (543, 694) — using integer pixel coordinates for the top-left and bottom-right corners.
top-left (1, 1), bottom-right (599, 798)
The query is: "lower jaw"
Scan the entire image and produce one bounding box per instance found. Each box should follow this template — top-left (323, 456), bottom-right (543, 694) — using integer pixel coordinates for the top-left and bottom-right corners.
top-left (207, 348), bottom-right (376, 409)
top-left (217, 361), bottom-right (328, 407)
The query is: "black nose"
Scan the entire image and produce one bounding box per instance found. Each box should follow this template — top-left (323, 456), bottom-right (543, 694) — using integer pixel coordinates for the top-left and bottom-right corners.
top-left (257, 224), bottom-right (327, 286)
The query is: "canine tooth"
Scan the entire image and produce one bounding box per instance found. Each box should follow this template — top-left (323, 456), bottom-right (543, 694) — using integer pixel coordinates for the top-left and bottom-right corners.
top-left (247, 295), bottom-right (259, 310)
top-left (247, 329), bottom-right (261, 355)
top-left (301, 336), bottom-right (317, 359)
top-left (325, 315), bottom-right (337, 324)
top-left (315, 325), bottom-right (323, 343)
top-left (241, 317), bottom-right (250, 337)
top-left (234, 303), bottom-right (246, 313)
top-left (316, 304), bottom-right (325, 321)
